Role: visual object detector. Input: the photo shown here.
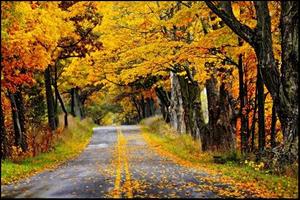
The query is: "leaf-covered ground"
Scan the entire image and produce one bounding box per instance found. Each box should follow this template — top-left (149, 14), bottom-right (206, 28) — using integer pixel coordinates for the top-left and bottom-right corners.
top-left (141, 117), bottom-right (298, 198)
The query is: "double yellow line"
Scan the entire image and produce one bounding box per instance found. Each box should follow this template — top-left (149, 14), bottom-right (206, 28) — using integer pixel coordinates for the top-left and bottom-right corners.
top-left (113, 129), bottom-right (133, 198)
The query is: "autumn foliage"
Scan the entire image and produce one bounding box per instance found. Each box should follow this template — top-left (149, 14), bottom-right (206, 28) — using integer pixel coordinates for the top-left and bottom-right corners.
top-left (1, 1), bottom-right (298, 176)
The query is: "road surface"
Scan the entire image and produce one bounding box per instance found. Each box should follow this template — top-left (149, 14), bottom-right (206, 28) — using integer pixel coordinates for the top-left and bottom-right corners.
top-left (1, 125), bottom-right (254, 198)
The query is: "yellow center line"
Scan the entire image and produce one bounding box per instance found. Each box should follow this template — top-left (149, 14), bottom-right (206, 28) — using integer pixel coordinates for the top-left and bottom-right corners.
top-left (120, 132), bottom-right (133, 198)
top-left (113, 131), bottom-right (122, 198)
top-left (113, 129), bottom-right (133, 198)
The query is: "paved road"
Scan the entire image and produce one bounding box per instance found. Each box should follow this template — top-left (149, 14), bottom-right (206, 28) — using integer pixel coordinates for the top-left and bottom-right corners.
top-left (1, 125), bottom-right (253, 198)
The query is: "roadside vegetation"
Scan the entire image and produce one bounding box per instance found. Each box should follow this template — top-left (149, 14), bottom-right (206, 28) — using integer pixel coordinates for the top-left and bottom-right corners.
top-left (141, 116), bottom-right (298, 198)
top-left (1, 116), bottom-right (95, 184)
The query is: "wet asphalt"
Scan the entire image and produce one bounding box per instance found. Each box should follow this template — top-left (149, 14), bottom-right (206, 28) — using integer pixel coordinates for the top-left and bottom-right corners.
top-left (1, 125), bottom-right (254, 198)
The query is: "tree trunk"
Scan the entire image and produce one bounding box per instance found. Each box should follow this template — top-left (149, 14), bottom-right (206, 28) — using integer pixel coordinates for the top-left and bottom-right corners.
top-left (9, 92), bottom-right (27, 151)
top-left (205, 75), bottom-right (235, 151)
top-left (70, 87), bottom-right (84, 119)
top-left (15, 91), bottom-right (26, 134)
top-left (70, 88), bottom-right (75, 117)
top-left (0, 100), bottom-right (6, 158)
top-left (170, 71), bottom-right (186, 134)
top-left (155, 87), bottom-right (171, 123)
top-left (54, 85), bottom-right (68, 128)
top-left (148, 97), bottom-right (155, 116)
top-left (140, 95), bottom-right (146, 119)
top-left (250, 88), bottom-right (258, 152)
top-left (0, 66), bottom-right (7, 158)
top-left (177, 71), bottom-right (205, 141)
top-left (218, 82), bottom-right (235, 151)
top-left (270, 103), bottom-right (277, 148)
top-left (44, 66), bottom-right (57, 131)
top-left (277, 1), bottom-right (299, 162)
top-left (205, 75), bottom-right (219, 150)
top-left (145, 97), bottom-right (152, 118)
top-left (132, 96), bottom-right (142, 121)
top-left (238, 54), bottom-right (248, 153)
top-left (257, 68), bottom-right (266, 153)
top-left (53, 64), bottom-right (68, 127)
top-left (53, 65), bottom-right (59, 127)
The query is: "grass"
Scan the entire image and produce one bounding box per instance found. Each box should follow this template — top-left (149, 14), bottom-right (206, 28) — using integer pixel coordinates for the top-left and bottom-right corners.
top-left (1, 116), bottom-right (96, 185)
top-left (140, 116), bottom-right (298, 198)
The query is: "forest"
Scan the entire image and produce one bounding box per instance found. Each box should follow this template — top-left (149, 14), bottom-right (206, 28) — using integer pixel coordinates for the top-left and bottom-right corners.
top-left (1, 1), bottom-right (298, 198)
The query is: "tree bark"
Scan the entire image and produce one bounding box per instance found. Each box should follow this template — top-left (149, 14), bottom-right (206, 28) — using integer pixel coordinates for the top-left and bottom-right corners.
top-left (205, 75), bottom-right (234, 151)
top-left (170, 71), bottom-right (186, 134)
top-left (205, 75), bottom-right (219, 150)
top-left (70, 87), bottom-right (84, 120)
top-left (218, 82), bottom-right (235, 151)
top-left (131, 96), bottom-right (142, 121)
top-left (155, 87), bottom-right (171, 122)
top-left (257, 67), bottom-right (266, 153)
top-left (15, 91), bottom-right (26, 134)
top-left (53, 65), bottom-right (59, 127)
top-left (238, 54), bottom-right (248, 153)
top-left (250, 88), bottom-right (258, 152)
top-left (70, 88), bottom-right (75, 117)
top-left (44, 66), bottom-right (57, 131)
top-left (140, 95), bottom-right (146, 119)
top-left (270, 103), bottom-right (277, 148)
top-left (0, 92), bottom-right (6, 158)
top-left (278, 1), bottom-right (299, 161)
top-left (9, 92), bottom-right (27, 151)
top-left (177, 72), bottom-right (204, 141)
top-left (54, 86), bottom-right (68, 128)
top-left (0, 65), bottom-right (6, 158)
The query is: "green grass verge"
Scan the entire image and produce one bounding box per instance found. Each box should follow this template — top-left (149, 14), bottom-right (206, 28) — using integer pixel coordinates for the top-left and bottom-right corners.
top-left (1, 117), bottom-right (96, 185)
top-left (141, 116), bottom-right (298, 198)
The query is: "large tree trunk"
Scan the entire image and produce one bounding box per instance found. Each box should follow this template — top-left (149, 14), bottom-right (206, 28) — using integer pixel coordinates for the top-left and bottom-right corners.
top-left (205, 75), bottom-right (235, 151)
top-left (218, 82), bottom-right (235, 151)
top-left (9, 92), bottom-right (27, 151)
top-left (205, 75), bottom-right (219, 150)
top-left (277, 1), bottom-right (299, 162)
top-left (44, 66), bottom-right (57, 131)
